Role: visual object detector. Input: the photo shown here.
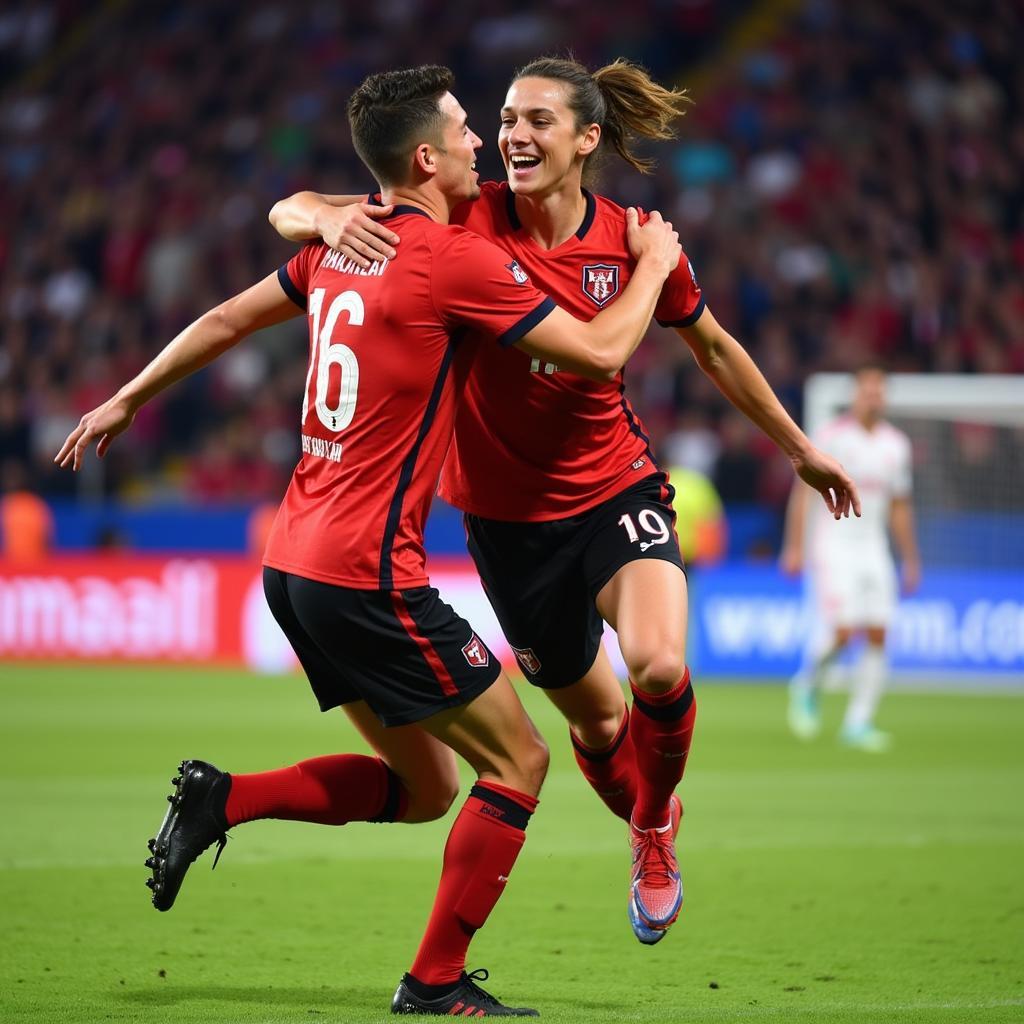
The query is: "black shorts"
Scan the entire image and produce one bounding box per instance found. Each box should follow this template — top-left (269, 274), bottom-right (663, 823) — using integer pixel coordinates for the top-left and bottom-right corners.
top-left (263, 567), bottom-right (500, 727)
top-left (465, 475), bottom-right (686, 690)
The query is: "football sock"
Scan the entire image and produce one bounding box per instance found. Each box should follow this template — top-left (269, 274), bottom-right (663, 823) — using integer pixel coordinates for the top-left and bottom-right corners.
top-left (793, 633), bottom-right (843, 696)
top-left (629, 670), bottom-right (696, 830)
top-left (843, 643), bottom-right (888, 732)
top-left (570, 708), bottom-right (637, 822)
top-left (224, 754), bottom-right (408, 827)
top-left (409, 781), bottom-right (537, 986)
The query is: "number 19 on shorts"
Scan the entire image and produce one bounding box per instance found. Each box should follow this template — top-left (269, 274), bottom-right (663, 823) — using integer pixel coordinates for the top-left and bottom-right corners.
top-left (618, 510), bottom-right (670, 552)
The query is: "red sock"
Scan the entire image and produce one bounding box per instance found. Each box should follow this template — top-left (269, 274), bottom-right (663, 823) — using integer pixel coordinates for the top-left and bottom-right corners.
top-left (570, 709), bottom-right (637, 822)
top-left (225, 754), bottom-right (408, 827)
top-left (629, 671), bottom-right (696, 830)
top-left (409, 781), bottom-right (537, 986)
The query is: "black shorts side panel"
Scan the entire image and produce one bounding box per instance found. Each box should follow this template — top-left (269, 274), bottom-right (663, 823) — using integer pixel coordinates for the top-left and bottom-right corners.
top-left (465, 476), bottom-right (686, 690)
top-left (263, 566), bottom-right (361, 711)
top-left (465, 514), bottom-right (604, 690)
top-left (262, 568), bottom-right (500, 726)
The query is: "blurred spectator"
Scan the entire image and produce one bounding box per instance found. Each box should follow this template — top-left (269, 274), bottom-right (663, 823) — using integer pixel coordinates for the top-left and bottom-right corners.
top-left (0, 460), bottom-right (54, 561)
top-left (666, 465), bottom-right (726, 566)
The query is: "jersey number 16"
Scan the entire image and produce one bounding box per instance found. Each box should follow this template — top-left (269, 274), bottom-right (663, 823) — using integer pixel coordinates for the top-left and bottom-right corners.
top-left (303, 287), bottom-right (362, 432)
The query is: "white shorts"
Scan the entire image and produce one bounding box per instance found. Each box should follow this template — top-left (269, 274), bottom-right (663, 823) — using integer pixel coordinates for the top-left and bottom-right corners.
top-left (809, 548), bottom-right (897, 629)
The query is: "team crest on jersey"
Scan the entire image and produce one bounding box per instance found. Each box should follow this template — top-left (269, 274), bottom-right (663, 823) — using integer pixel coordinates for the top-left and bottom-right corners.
top-left (506, 260), bottom-right (529, 285)
top-left (512, 646), bottom-right (542, 675)
top-left (582, 264), bottom-right (620, 307)
top-left (462, 633), bottom-right (490, 668)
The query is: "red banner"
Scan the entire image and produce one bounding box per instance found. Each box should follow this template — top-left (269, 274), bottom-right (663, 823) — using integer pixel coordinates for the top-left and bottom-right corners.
top-left (0, 556), bottom-right (263, 665)
top-left (0, 555), bottom-right (519, 673)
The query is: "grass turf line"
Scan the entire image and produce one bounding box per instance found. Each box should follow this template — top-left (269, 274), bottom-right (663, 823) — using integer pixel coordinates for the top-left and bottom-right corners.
top-left (1, 665), bottom-right (1022, 1023)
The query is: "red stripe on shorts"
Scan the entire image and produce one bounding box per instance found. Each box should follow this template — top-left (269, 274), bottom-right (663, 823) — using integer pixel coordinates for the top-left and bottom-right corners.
top-left (390, 591), bottom-right (459, 698)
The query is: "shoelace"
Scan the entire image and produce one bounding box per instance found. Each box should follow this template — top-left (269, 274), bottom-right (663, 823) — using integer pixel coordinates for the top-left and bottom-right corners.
top-left (211, 833), bottom-right (228, 869)
top-left (462, 968), bottom-right (500, 1007)
top-left (632, 828), bottom-right (677, 889)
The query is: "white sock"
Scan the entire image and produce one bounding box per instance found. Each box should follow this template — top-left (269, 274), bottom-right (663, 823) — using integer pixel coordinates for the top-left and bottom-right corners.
top-left (793, 635), bottom-right (842, 696)
top-left (843, 645), bottom-right (887, 732)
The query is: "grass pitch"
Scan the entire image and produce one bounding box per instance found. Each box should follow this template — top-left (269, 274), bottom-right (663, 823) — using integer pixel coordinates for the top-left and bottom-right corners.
top-left (1, 665), bottom-right (1022, 1023)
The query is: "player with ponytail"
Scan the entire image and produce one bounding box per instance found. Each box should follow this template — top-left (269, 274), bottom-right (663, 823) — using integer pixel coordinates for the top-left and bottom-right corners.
top-left (270, 56), bottom-right (858, 947)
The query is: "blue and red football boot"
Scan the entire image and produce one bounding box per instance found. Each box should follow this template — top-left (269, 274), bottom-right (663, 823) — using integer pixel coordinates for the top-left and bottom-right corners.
top-left (628, 792), bottom-right (683, 945)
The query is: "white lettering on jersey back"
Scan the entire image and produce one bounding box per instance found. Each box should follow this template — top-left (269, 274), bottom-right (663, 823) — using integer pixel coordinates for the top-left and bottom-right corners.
top-left (320, 250), bottom-right (391, 277)
top-left (301, 433), bottom-right (343, 463)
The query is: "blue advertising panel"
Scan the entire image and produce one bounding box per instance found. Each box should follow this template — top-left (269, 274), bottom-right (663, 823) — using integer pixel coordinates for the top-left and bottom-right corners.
top-left (692, 566), bottom-right (1024, 680)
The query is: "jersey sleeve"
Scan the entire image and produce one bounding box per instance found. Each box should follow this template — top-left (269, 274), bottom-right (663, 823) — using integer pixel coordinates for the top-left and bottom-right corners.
top-left (277, 242), bottom-right (325, 311)
top-left (430, 230), bottom-right (556, 347)
top-left (654, 249), bottom-right (705, 328)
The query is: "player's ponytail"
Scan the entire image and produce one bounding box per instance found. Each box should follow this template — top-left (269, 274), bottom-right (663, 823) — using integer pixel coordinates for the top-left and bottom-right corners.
top-left (593, 59), bottom-right (691, 173)
top-left (511, 56), bottom-right (690, 180)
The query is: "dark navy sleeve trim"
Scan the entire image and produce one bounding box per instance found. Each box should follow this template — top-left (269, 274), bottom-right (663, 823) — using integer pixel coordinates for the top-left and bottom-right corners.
top-left (277, 265), bottom-right (307, 310)
top-left (497, 297), bottom-right (557, 347)
top-left (656, 294), bottom-right (706, 329)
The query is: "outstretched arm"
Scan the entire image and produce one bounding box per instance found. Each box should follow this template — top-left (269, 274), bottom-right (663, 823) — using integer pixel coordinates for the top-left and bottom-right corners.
top-left (780, 480), bottom-right (811, 575)
top-left (56, 274), bottom-right (301, 471)
top-left (515, 209), bottom-right (680, 379)
top-left (269, 191), bottom-right (399, 267)
top-left (889, 496), bottom-right (921, 593)
top-left (679, 308), bottom-right (861, 520)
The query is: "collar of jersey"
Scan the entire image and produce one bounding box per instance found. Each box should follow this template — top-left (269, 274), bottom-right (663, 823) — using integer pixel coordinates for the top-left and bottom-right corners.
top-left (368, 193), bottom-right (432, 220)
top-left (504, 185), bottom-right (597, 241)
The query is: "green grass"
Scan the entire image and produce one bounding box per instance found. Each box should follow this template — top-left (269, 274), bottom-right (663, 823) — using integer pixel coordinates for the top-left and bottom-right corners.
top-left (1, 665), bottom-right (1022, 1023)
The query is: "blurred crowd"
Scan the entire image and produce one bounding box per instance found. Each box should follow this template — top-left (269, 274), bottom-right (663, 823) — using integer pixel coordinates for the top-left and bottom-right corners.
top-left (1, 0), bottom-right (1021, 511)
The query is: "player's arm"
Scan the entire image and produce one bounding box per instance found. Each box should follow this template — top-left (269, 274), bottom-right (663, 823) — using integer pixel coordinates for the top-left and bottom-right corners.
top-left (514, 209), bottom-right (680, 380)
top-left (780, 480), bottom-right (811, 575)
top-left (269, 191), bottom-right (399, 268)
top-left (55, 274), bottom-right (302, 471)
top-left (889, 496), bottom-right (921, 593)
top-left (678, 309), bottom-right (861, 520)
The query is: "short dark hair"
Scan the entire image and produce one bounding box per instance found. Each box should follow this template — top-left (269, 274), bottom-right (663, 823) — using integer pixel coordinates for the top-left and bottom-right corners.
top-left (348, 66), bottom-right (454, 186)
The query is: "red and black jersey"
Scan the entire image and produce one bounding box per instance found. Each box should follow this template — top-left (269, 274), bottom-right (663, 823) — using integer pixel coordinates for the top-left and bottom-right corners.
top-left (263, 205), bottom-right (555, 589)
top-left (437, 180), bottom-right (704, 521)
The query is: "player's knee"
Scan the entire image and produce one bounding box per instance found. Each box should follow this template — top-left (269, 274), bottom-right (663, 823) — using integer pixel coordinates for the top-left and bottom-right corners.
top-left (628, 650), bottom-right (687, 695)
top-left (570, 706), bottom-right (625, 750)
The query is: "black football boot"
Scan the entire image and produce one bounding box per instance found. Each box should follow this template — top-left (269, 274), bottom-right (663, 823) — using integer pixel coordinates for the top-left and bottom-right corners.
top-left (145, 759), bottom-right (231, 911)
top-left (391, 969), bottom-right (539, 1017)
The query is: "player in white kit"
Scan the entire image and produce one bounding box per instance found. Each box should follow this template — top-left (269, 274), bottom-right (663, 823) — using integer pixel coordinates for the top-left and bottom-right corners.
top-left (781, 366), bottom-right (921, 751)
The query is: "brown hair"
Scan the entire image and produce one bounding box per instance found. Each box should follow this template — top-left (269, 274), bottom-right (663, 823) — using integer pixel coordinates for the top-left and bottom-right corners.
top-left (348, 65), bottom-right (454, 185)
top-left (512, 56), bottom-right (690, 181)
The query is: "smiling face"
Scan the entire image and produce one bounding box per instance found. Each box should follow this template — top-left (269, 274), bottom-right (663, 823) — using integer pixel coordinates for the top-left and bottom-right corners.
top-left (498, 77), bottom-right (600, 197)
top-left (433, 91), bottom-right (483, 203)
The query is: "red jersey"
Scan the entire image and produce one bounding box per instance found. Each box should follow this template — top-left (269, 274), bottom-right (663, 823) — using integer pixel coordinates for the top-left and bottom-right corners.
top-left (437, 181), bottom-right (704, 521)
top-left (262, 205), bottom-right (555, 589)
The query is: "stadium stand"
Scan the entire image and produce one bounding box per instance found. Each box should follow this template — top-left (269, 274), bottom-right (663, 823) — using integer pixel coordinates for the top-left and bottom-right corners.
top-left (1, 0), bottom-right (1021, 528)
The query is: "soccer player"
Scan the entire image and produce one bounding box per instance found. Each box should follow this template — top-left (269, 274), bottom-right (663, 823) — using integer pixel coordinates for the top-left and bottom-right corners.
top-left (781, 365), bottom-right (920, 752)
top-left (55, 66), bottom-right (683, 1017)
top-left (269, 56), bottom-right (860, 945)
